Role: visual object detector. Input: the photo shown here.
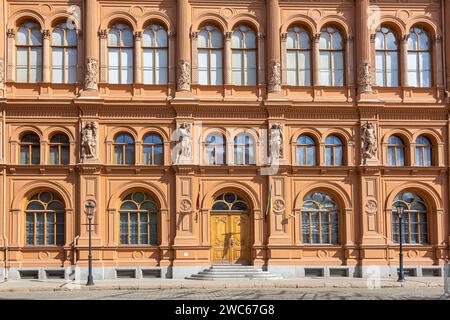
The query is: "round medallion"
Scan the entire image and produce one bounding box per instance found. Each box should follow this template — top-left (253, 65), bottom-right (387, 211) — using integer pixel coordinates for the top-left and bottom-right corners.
top-left (221, 8), bottom-right (234, 18)
top-left (39, 4), bottom-right (52, 14)
top-left (365, 199), bottom-right (378, 214)
top-left (273, 199), bottom-right (285, 213)
top-left (407, 250), bottom-right (419, 259)
top-left (38, 251), bottom-right (50, 260)
top-left (317, 250), bottom-right (327, 258)
top-left (133, 251), bottom-right (144, 259)
top-left (130, 6), bottom-right (144, 17)
top-left (308, 9), bottom-right (322, 19)
top-left (180, 199), bottom-right (192, 212)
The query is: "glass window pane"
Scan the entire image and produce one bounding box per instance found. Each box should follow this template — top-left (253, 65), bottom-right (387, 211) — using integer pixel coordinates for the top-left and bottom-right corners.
top-left (150, 213), bottom-right (158, 245)
top-left (30, 28), bottom-right (42, 45)
top-left (36, 214), bottom-right (45, 245)
top-left (156, 29), bottom-right (167, 47)
top-left (108, 49), bottom-right (119, 84)
top-left (120, 213), bottom-right (128, 244)
top-left (232, 31), bottom-right (242, 48)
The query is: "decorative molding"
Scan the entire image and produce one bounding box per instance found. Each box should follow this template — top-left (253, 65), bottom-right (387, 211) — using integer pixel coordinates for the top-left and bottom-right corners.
top-left (268, 60), bottom-right (281, 92)
top-left (224, 32), bottom-right (232, 40)
top-left (361, 121), bottom-right (378, 165)
top-left (190, 31), bottom-right (198, 40)
top-left (358, 62), bottom-right (372, 94)
top-left (176, 60), bottom-right (191, 91)
top-left (257, 32), bottom-right (265, 40)
top-left (42, 29), bottom-right (51, 39)
top-left (6, 29), bottom-right (15, 39)
top-left (98, 29), bottom-right (108, 39)
top-left (280, 33), bottom-right (287, 42)
top-left (81, 121), bottom-right (98, 162)
top-left (84, 58), bottom-right (98, 91)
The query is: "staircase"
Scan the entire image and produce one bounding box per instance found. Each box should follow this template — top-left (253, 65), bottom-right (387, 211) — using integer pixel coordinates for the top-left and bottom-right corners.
top-left (186, 264), bottom-right (282, 280)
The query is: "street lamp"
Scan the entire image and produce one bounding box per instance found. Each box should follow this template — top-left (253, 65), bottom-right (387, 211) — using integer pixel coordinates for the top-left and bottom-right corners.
top-left (85, 200), bottom-right (95, 286)
top-left (397, 206), bottom-right (406, 282)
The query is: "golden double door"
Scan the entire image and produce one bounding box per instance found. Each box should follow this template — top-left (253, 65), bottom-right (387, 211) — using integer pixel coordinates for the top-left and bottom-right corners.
top-left (210, 214), bottom-right (250, 264)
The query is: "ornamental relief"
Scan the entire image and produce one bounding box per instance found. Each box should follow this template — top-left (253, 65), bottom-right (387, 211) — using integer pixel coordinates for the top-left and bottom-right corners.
top-left (84, 58), bottom-right (98, 91)
top-left (272, 199), bottom-right (285, 213)
top-left (179, 199), bottom-right (192, 212)
top-left (268, 60), bottom-right (281, 92)
top-left (81, 121), bottom-right (98, 162)
top-left (365, 198), bottom-right (378, 214)
top-left (176, 60), bottom-right (191, 91)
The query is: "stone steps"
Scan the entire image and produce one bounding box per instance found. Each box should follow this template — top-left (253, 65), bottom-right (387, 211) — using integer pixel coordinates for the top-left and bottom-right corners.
top-left (186, 265), bottom-right (282, 280)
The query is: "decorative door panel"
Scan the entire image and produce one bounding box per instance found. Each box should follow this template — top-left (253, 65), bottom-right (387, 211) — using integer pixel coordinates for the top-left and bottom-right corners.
top-left (211, 214), bottom-right (250, 264)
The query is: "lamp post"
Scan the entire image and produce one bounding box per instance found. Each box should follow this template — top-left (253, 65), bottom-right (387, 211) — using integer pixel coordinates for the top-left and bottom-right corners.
top-left (397, 206), bottom-right (406, 282)
top-left (85, 200), bottom-right (95, 286)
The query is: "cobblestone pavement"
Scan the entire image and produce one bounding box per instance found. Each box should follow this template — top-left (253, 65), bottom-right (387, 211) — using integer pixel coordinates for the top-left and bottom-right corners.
top-left (0, 287), bottom-right (448, 300)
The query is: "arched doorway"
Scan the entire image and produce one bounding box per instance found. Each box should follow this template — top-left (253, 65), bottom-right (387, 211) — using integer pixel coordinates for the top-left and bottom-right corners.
top-left (210, 191), bottom-right (251, 264)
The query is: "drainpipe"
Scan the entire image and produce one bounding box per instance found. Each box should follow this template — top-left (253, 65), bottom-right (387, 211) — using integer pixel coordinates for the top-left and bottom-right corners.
top-left (2, 0), bottom-right (8, 281)
top-left (442, 0), bottom-right (449, 99)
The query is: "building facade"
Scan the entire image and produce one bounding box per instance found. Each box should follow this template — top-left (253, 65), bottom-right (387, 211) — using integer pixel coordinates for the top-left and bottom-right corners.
top-left (0, 0), bottom-right (449, 280)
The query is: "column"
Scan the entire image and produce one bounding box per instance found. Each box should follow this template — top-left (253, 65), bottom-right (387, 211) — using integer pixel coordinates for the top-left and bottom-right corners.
top-left (433, 35), bottom-right (443, 89)
top-left (224, 32), bottom-right (232, 85)
top-left (6, 29), bottom-right (15, 82)
top-left (266, 0), bottom-right (281, 94)
top-left (356, 0), bottom-right (373, 96)
top-left (81, 0), bottom-right (99, 93)
top-left (400, 35), bottom-right (409, 87)
top-left (175, 0), bottom-right (191, 93)
top-left (42, 30), bottom-right (50, 83)
top-left (313, 34), bottom-right (321, 86)
top-left (134, 31), bottom-right (142, 84)
top-left (0, 0), bottom-right (5, 97)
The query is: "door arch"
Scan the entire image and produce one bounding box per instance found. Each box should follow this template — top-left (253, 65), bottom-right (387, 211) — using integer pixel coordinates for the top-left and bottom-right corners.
top-left (210, 191), bottom-right (251, 264)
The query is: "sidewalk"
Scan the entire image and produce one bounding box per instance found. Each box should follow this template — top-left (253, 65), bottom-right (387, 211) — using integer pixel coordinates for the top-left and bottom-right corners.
top-left (0, 277), bottom-right (444, 292)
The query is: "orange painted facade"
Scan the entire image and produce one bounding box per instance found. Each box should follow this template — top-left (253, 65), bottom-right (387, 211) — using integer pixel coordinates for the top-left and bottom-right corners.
top-left (0, 0), bottom-right (449, 280)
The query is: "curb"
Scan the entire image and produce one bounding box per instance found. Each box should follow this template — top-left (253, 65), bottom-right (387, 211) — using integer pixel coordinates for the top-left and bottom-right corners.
top-left (0, 281), bottom-right (444, 293)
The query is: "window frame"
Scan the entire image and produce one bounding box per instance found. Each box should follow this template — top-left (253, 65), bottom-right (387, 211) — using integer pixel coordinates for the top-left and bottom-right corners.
top-left (407, 26), bottom-right (432, 88)
top-left (197, 24), bottom-right (223, 85)
top-left (387, 135), bottom-right (406, 166)
top-left (324, 135), bottom-right (343, 166)
top-left (142, 133), bottom-right (164, 165)
top-left (113, 133), bottom-right (135, 165)
top-left (231, 24), bottom-right (257, 86)
top-left (205, 133), bottom-right (226, 165)
top-left (25, 191), bottom-right (65, 247)
top-left (233, 133), bottom-right (255, 165)
top-left (141, 23), bottom-right (168, 85)
top-left (16, 21), bottom-right (43, 83)
top-left (286, 25), bottom-right (312, 86)
top-left (119, 192), bottom-right (159, 246)
top-left (415, 135), bottom-right (432, 167)
top-left (19, 132), bottom-right (40, 165)
top-left (296, 135), bottom-right (316, 166)
top-left (300, 192), bottom-right (339, 245)
top-left (51, 23), bottom-right (77, 83)
top-left (49, 133), bottom-right (70, 165)
top-left (319, 26), bottom-right (345, 86)
top-left (375, 26), bottom-right (399, 87)
top-left (107, 23), bottom-right (134, 84)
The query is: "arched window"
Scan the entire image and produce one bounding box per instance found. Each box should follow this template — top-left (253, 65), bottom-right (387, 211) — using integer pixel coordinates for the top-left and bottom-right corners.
top-left (392, 192), bottom-right (428, 244)
top-left (324, 135), bottom-right (343, 166)
top-left (231, 24), bottom-right (256, 85)
top-left (211, 192), bottom-right (248, 211)
top-left (25, 191), bottom-right (65, 246)
top-left (296, 135), bottom-right (316, 165)
top-left (286, 25), bottom-right (311, 86)
top-left (114, 133), bottom-right (135, 165)
top-left (198, 24), bottom-right (223, 85)
top-left (408, 27), bottom-right (431, 87)
top-left (16, 21), bottom-right (42, 83)
top-left (387, 135), bottom-right (405, 166)
top-left (415, 135), bottom-right (432, 167)
top-left (49, 133), bottom-right (70, 165)
top-left (108, 23), bottom-right (133, 84)
top-left (234, 133), bottom-right (255, 165)
top-left (142, 23), bottom-right (168, 84)
top-left (51, 22), bottom-right (77, 83)
top-left (375, 26), bottom-right (399, 87)
top-left (119, 191), bottom-right (159, 245)
top-left (205, 133), bottom-right (226, 165)
top-left (20, 132), bottom-right (40, 165)
top-left (319, 26), bottom-right (344, 86)
top-left (142, 133), bottom-right (163, 165)
top-left (301, 191), bottom-right (339, 244)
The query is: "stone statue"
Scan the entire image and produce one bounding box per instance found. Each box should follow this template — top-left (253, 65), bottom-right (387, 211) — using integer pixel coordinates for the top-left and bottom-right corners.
top-left (84, 58), bottom-right (98, 91)
top-left (268, 60), bottom-right (281, 92)
top-left (358, 61), bottom-right (372, 94)
top-left (175, 122), bottom-right (192, 163)
top-left (177, 60), bottom-right (191, 91)
top-left (270, 123), bottom-right (284, 160)
top-left (81, 121), bottom-right (97, 160)
top-left (361, 122), bottom-right (378, 164)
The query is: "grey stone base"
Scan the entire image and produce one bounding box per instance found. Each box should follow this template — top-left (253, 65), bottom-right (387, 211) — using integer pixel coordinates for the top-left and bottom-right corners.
top-left (3, 264), bottom-right (444, 280)
top-left (4, 266), bottom-right (171, 281)
top-left (267, 265), bottom-right (444, 278)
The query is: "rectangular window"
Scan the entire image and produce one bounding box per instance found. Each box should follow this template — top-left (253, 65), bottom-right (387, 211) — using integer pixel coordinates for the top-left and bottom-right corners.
top-left (245, 50), bottom-right (257, 85)
top-left (50, 146), bottom-right (59, 165)
top-left (319, 52), bottom-right (331, 86)
top-left (121, 48), bottom-right (133, 84)
top-left (108, 48), bottom-right (120, 84)
top-left (17, 48), bottom-right (29, 82)
top-left (210, 50), bottom-right (223, 85)
top-left (155, 48), bottom-right (168, 84)
top-left (52, 47), bottom-right (64, 83)
top-left (143, 49), bottom-right (155, 84)
top-left (66, 48), bottom-right (77, 83)
top-left (29, 47), bottom-right (42, 83)
top-left (231, 50), bottom-right (243, 85)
